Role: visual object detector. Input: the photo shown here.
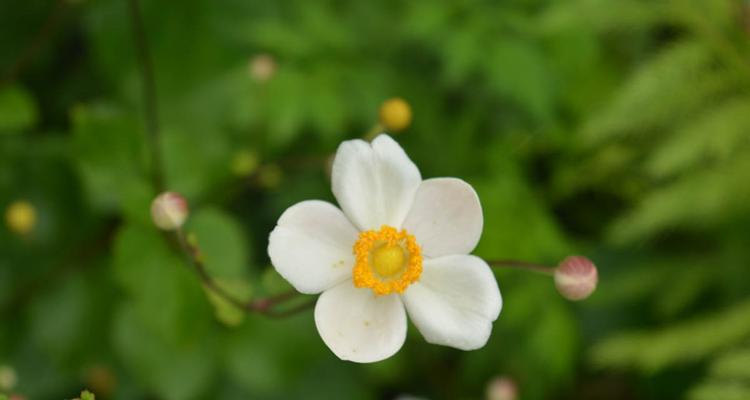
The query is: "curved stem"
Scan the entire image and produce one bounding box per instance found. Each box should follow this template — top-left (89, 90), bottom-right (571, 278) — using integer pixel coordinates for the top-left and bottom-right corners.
top-left (486, 259), bottom-right (556, 275)
top-left (175, 229), bottom-right (309, 317)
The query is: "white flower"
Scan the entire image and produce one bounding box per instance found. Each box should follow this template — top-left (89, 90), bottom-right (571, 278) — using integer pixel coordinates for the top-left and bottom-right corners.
top-left (268, 134), bottom-right (502, 363)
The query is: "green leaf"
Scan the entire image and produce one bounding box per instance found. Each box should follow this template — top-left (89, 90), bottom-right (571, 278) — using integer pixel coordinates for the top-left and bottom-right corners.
top-left (113, 304), bottom-right (217, 400)
top-left (688, 381), bottom-right (750, 400)
top-left (186, 207), bottom-right (250, 279)
top-left (540, 0), bottom-right (670, 35)
top-left (487, 38), bottom-right (555, 122)
top-left (112, 223), bottom-right (213, 344)
top-left (263, 69), bottom-right (308, 148)
top-left (583, 40), bottom-right (730, 144)
top-left (71, 103), bottom-right (149, 211)
top-left (709, 347), bottom-right (750, 380)
top-left (608, 155), bottom-right (750, 243)
top-left (689, 346), bottom-right (750, 400)
top-left (645, 98), bottom-right (750, 178)
top-left (28, 275), bottom-right (90, 362)
top-left (161, 127), bottom-right (232, 199)
top-left (0, 85), bottom-right (37, 133)
top-left (224, 317), bottom-right (323, 395)
top-left (474, 143), bottom-right (569, 259)
top-left (590, 300), bottom-right (750, 372)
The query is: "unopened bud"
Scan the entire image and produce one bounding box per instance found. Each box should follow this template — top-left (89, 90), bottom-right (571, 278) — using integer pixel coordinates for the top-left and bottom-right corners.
top-left (5, 201), bottom-right (36, 236)
top-left (486, 376), bottom-right (518, 400)
top-left (378, 98), bottom-right (412, 132)
top-left (150, 192), bottom-right (188, 231)
top-left (231, 150), bottom-right (260, 177)
top-left (249, 54), bottom-right (277, 82)
top-left (555, 256), bottom-right (598, 301)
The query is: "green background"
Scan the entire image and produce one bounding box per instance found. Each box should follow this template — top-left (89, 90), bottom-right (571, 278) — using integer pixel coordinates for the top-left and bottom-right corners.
top-left (2, 0), bottom-right (750, 399)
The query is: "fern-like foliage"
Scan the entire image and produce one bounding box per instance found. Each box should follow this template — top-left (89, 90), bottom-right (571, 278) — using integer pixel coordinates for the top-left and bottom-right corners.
top-left (590, 300), bottom-right (750, 372)
top-left (689, 347), bottom-right (750, 400)
top-left (548, 0), bottom-right (750, 397)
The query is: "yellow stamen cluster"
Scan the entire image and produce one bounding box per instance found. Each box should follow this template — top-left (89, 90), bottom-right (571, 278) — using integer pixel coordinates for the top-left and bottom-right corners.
top-left (352, 225), bottom-right (422, 295)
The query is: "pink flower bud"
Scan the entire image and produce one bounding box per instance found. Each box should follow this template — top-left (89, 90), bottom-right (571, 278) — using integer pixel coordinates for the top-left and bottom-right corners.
top-left (486, 376), bottom-right (518, 400)
top-left (150, 192), bottom-right (188, 231)
top-left (554, 256), bottom-right (598, 301)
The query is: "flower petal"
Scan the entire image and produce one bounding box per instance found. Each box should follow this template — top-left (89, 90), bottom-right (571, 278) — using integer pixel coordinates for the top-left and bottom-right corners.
top-left (402, 178), bottom-right (483, 257)
top-left (331, 134), bottom-right (421, 231)
top-left (268, 200), bottom-right (358, 294)
top-left (315, 282), bottom-right (407, 363)
top-left (402, 255), bottom-right (501, 350)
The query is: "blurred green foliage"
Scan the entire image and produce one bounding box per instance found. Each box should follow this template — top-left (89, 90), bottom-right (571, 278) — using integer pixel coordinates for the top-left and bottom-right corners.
top-left (2, 0), bottom-right (750, 399)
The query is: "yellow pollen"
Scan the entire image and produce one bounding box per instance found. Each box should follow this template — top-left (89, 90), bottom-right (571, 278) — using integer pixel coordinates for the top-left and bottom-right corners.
top-left (352, 225), bottom-right (422, 296)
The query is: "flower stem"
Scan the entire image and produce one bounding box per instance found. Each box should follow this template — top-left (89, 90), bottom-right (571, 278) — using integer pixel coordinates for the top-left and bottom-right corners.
top-left (127, 0), bottom-right (165, 192)
top-left (363, 123), bottom-right (384, 141)
top-left (486, 259), bottom-right (556, 276)
top-left (175, 229), bottom-right (311, 317)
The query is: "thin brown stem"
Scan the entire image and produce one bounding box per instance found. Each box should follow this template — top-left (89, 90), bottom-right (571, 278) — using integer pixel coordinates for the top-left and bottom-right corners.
top-left (258, 298), bottom-right (316, 318)
top-left (175, 229), bottom-right (309, 317)
top-left (486, 259), bottom-right (556, 275)
top-left (127, 0), bottom-right (164, 191)
top-left (0, 0), bottom-right (68, 87)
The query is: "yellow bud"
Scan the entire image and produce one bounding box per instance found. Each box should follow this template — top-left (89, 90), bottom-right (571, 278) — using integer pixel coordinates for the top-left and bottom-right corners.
top-left (5, 200), bottom-right (36, 236)
top-left (231, 150), bottom-right (260, 177)
top-left (378, 97), bottom-right (412, 132)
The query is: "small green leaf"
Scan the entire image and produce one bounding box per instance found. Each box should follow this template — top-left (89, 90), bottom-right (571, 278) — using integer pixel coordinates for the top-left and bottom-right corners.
top-left (80, 390), bottom-right (95, 400)
top-left (71, 103), bottom-right (149, 211)
top-left (112, 223), bottom-right (213, 344)
top-left (187, 208), bottom-right (250, 279)
top-left (0, 85), bottom-right (37, 133)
